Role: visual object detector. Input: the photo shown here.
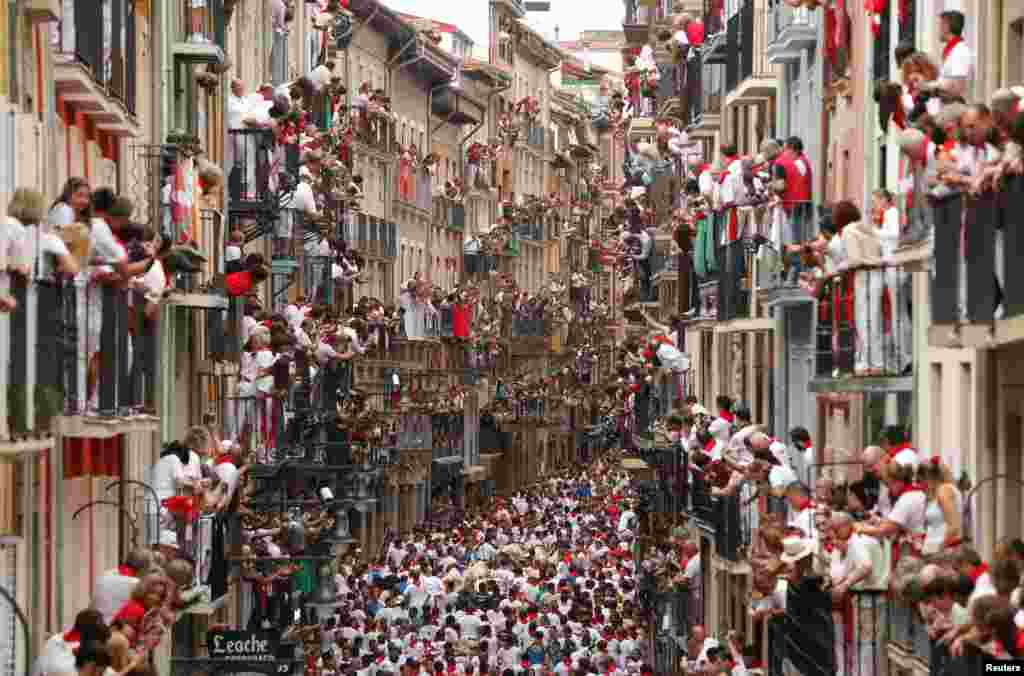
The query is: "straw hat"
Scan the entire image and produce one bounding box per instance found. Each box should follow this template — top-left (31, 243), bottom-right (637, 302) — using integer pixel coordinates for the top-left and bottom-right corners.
top-left (779, 536), bottom-right (815, 564)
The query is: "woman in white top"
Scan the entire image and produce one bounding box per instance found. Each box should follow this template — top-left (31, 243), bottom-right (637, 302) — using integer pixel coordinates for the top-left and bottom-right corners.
top-left (919, 458), bottom-right (963, 555)
top-left (149, 441), bottom-right (198, 547)
top-left (48, 178), bottom-right (92, 229)
top-left (7, 189), bottom-right (78, 279)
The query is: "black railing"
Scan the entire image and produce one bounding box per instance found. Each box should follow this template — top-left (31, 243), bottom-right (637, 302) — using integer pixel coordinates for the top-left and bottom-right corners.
top-left (740, 3), bottom-right (772, 82)
top-left (933, 177), bottom-right (1024, 323)
top-left (10, 281), bottom-right (158, 422)
top-left (717, 240), bottom-right (749, 321)
top-left (686, 55), bottom-right (703, 124)
top-left (228, 128), bottom-right (277, 205)
top-left (816, 264), bottom-right (913, 377)
top-left (725, 12), bottom-right (740, 92)
top-left (352, 213), bottom-right (398, 258)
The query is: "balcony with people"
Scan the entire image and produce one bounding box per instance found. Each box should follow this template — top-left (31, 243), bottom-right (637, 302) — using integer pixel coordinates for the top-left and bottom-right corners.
top-left (52, 0), bottom-right (140, 137)
top-left (685, 48), bottom-right (724, 136)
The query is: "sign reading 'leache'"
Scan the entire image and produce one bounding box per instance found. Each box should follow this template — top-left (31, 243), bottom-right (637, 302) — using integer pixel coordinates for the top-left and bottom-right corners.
top-left (207, 631), bottom-right (279, 663)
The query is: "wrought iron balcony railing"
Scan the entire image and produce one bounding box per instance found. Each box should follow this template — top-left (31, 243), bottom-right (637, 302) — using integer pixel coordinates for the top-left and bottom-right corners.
top-left (815, 264), bottom-right (913, 378)
top-left (932, 177), bottom-right (1024, 324)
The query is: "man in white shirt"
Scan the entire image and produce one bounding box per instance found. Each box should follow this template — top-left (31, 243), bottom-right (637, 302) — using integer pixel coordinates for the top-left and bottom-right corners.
top-left (277, 166), bottom-right (319, 257)
top-left (937, 11), bottom-right (973, 99)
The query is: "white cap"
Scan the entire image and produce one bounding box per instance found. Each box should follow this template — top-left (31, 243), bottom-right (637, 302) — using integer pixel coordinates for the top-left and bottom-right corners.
top-left (769, 465), bottom-right (798, 491)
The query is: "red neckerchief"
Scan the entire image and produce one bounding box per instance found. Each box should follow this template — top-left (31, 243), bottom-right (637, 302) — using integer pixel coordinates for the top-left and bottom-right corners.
top-left (718, 410), bottom-right (734, 423)
top-left (967, 562), bottom-right (990, 583)
top-left (885, 442), bottom-right (915, 461)
top-left (215, 454), bottom-right (237, 466)
top-left (942, 36), bottom-right (963, 62)
top-left (796, 499), bottom-right (815, 512)
top-left (118, 565), bottom-right (137, 576)
top-left (891, 483), bottom-right (926, 499)
top-left (63, 630), bottom-right (80, 644)
top-left (704, 438), bottom-right (716, 454)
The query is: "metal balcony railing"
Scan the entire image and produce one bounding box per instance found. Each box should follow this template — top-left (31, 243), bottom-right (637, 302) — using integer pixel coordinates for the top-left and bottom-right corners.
top-left (180, 0), bottom-right (226, 49)
top-left (227, 128), bottom-right (277, 205)
top-left (56, 0), bottom-right (138, 113)
top-left (514, 222), bottom-right (544, 242)
top-left (815, 264), bottom-right (913, 378)
top-left (933, 177), bottom-right (1024, 324)
top-left (2, 278), bottom-right (156, 435)
top-left (716, 240), bottom-right (751, 321)
top-left (351, 214), bottom-right (397, 258)
top-left (767, 2), bottom-right (818, 45)
top-left (767, 583), bottom-right (991, 676)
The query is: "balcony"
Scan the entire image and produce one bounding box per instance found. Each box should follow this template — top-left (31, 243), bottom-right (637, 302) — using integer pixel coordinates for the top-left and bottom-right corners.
top-left (431, 89), bottom-right (481, 126)
top-left (717, 240), bottom-right (752, 322)
top-left (351, 214), bottom-right (398, 259)
top-left (524, 124), bottom-right (546, 152)
top-left (513, 222), bottom-right (544, 242)
top-left (1, 279), bottom-right (160, 450)
top-left (766, 585), bottom-right (990, 676)
top-left (352, 115), bottom-right (395, 158)
top-left (929, 178), bottom-right (1024, 349)
top-left (812, 265), bottom-right (914, 391)
top-left (702, 0), bottom-right (728, 64)
top-left (227, 128), bottom-right (280, 214)
top-left (397, 165), bottom-right (433, 213)
top-left (434, 201), bottom-right (465, 232)
top-left (622, 0), bottom-right (652, 44)
top-left (53, 0), bottom-right (139, 135)
top-left (172, 0), bottom-right (226, 66)
top-left (766, 2), bottom-right (818, 64)
top-left (686, 54), bottom-right (724, 134)
top-left (724, 1), bottom-right (777, 106)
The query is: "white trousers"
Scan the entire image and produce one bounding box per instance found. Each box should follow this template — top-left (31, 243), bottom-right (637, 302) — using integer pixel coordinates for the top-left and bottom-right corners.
top-left (883, 266), bottom-right (912, 373)
top-left (854, 269), bottom-right (884, 373)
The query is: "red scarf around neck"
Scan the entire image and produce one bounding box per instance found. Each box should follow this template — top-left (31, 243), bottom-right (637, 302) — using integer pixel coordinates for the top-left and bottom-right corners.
top-left (718, 410), bottom-right (734, 423)
top-left (704, 438), bottom-right (716, 454)
top-left (892, 482), bottom-right (927, 500)
top-left (967, 561), bottom-right (990, 583)
top-left (942, 36), bottom-right (963, 62)
top-left (885, 442), bottom-right (915, 461)
top-left (796, 498), bottom-right (815, 512)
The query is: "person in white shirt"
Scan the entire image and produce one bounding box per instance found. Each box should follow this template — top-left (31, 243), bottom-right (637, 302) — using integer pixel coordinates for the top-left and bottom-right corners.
top-left (277, 166), bottom-right (319, 257)
top-left (856, 461), bottom-right (926, 551)
top-left (936, 11), bottom-right (973, 99)
top-left (32, 609), bottom-right (110, 676)
top-left (872, 188), bottom-right (912, 374)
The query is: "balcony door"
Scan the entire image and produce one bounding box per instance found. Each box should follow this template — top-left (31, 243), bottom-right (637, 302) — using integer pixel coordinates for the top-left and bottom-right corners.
top-left (783, 304), bottom-right (815, 441)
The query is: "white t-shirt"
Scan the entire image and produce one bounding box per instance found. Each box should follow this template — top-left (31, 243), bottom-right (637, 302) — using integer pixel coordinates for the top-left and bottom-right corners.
top-left (88, 217), bottom-right (128, 274)
top-left (887, 490), bottom-right (927, 534)
top-left (879, 206), bottom-right (900, 258)
top-left (48, 203), bottom-right (75, 228)
top-left (93, 568), bottom-right (140, 624)
top-left (151, 453), bottom-right (185, 500)
top-left (225, 244), bottom-right (242, 264)
top-left (940, 40), bottom-right (974, 94)
top-left (842, 533), bottom-right (888, 591)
